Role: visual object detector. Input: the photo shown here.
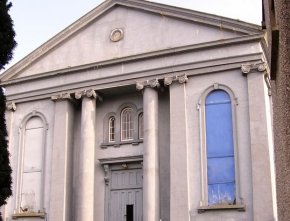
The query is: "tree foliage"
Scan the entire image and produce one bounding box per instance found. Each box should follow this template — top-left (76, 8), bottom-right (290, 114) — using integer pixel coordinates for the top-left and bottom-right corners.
top-left (0, 0), bottom-right (15, 220)
top-left (0, 88), bottom-right (11, 221)
top-left (0, 0), bottom-right (17, 70)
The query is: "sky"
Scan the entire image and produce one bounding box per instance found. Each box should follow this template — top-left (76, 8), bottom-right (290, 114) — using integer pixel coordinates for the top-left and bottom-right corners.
top-left (2, 0), bottom-right (262, 72)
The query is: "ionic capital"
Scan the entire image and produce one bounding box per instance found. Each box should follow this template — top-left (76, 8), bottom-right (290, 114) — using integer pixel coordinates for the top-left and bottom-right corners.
top-left (51, 93), bottom-right (73, 102)
top-left (241, 62), bottom-right (266, 74)
top-left (136, 79), bottom-right (160, 91)
top-left (6, 102), bottom-right (16, 111)
top-left (164, 74), bottom-right (188, 86)
top-left (75, 89), bottom-right (103, 101)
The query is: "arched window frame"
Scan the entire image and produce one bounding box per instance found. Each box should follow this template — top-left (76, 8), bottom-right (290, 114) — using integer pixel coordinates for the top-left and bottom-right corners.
top-left (103, 112), bottom-right (118, 145)
top-left (121, 107), bottom-right (134, 141)
top-left (109, 116), bottom-right (116, 143)
top-left (101, 104), bottom-right (142, 148)
top-left (198, 83), bottom-right (243, 208)
top-left (138, 113), bottom-right (144, 139)
top-left (15, 111), bottom-right (48, 215)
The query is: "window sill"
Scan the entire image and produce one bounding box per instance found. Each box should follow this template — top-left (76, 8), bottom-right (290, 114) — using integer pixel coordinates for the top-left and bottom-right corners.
top-left (197, 204), bottom-right (246, 214)
top-left (12, 212), bottom-right (46, 219)
top-left (101, 140), bottom-right (143, 148)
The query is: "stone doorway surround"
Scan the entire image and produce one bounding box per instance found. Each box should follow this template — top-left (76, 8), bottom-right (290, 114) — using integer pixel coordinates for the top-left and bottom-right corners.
top-left (99, 155), bottom-right (143, 221)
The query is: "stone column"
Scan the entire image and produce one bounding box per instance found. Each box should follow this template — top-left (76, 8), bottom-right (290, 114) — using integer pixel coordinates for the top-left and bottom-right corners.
top-left (75, 89), bottom-right (98, 221)
top-left (242, 63), bottom-right (277, 221)
top-left (49, 93), bottom-right (74, 221)
top-left (137, 79), bottom-right (160, 221)
top-left (164, 74), bottom-right (190, 221)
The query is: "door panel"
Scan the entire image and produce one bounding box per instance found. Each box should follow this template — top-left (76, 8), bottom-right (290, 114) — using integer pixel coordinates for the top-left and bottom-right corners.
top-left (110, 190), bottom-right (127, 221)
top-left (110, 189), bottom-right (143, 221)
top-left (134, 189), bottom-right (143, 221)
top-left (111, 169), bottom-right (142, 190)
top-left (109, 169), bottom-right (143, 221)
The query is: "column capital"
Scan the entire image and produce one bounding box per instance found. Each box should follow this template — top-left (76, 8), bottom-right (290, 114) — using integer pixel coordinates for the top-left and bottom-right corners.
top-left (136, 78), bottom-right (160, 91)
top-left (6, 102), bottom-right (16, 111)
top-left (241, 62), bottom-right (266, 75)
top-left (51, 93), bottom-right (73, 102)
top-left (75, 89), bottom-right (103, 101)
top-left (164, 74), bottom-right (188, 86)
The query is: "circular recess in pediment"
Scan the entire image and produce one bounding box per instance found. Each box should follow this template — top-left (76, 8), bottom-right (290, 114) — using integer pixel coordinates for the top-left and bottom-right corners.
top-left (110, 28), bottom-right (124, 42)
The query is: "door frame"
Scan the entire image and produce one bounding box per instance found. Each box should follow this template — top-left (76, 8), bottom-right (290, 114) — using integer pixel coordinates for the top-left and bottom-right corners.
top-left (99, 155), bottom-right (143, 221)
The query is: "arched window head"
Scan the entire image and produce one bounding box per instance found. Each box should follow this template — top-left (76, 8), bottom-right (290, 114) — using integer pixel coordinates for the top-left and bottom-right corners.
top-left (109, 117), bottom-right (115, 142)
top-left (121, 107), bottom-right (134, 141)
top-left (205, 90), bottom-right (235, 205)
top-left (139, 113), bottom-right (144, 139)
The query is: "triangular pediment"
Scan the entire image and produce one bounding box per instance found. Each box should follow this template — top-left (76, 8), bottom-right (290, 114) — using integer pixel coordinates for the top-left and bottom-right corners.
top-left (0, 0), bottom-right (262, 81)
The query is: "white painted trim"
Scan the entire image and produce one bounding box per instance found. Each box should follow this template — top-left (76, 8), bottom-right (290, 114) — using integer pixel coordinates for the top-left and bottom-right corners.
top-left (121, 107), bottom-right (134, 141)
top-left (109, 116), bottom-right (116, 143)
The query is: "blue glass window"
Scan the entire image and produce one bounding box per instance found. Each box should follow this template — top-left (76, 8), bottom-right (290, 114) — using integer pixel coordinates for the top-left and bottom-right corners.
top-left (205, 90), bottom-right (235, 205)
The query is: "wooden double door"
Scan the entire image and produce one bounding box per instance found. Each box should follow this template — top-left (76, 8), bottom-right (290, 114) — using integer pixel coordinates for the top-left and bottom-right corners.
top-left (109, 168), bottom-right (143, 221)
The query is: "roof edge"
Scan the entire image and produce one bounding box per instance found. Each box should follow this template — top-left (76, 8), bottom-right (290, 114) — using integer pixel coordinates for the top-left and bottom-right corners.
top-left (0, 0), bottom-right (262, 81)
top-left (0, 33), bottom-right (263, 86)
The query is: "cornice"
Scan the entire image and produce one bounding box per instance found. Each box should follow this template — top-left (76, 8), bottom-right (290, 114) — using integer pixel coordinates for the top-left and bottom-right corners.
top-left (118, 0), bottom-right (261, 34)
top-left (0, 33), bottom-right (263, 86)
top-left (4, 53), bottom-right (263, 103)
top-left (98, 155), bottom-right (143, 164)
top-left (0, 0), bottom-right (262, 82)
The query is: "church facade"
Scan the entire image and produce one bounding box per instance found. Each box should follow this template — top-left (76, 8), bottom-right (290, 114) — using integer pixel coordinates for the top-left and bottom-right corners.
top-left (1, 0), bottom-right (277, 220)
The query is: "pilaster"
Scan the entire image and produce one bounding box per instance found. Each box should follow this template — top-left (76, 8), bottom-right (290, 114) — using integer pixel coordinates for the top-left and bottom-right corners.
top-left (242, 63), bottom-right (276, 221)
top-left (165, 74), bottom-right (190, 221)
top-left (4, 102), bottom-right (16, 221)
top-left (49, 93), bottom-right (74, 221)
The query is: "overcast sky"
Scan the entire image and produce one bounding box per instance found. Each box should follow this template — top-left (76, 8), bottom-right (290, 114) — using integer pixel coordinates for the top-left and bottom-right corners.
top-left (2, 0), bottom-right (262, 72)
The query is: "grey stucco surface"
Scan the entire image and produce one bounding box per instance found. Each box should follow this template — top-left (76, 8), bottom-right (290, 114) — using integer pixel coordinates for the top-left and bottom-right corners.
top-left (0, 1), bottom-right (277, 220)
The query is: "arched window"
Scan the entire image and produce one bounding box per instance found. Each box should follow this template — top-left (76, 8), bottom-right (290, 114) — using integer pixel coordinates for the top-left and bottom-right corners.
top-left (139, 113), bottom-right (144, 139)
top-left (121, 107), bottom-right (134, 141)
top-left (205, 90), bottom-right (235, 205)
top-left (16, 112), bottom-right (48, 215)
top-left (109, 117), bottom-right (115, 142)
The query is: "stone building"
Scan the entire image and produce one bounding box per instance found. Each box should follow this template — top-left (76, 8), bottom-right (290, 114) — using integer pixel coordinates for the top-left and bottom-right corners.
top-left (0, 0), bottom-right (277, 220)
top-left (262, 0), bottom-right (290, 220)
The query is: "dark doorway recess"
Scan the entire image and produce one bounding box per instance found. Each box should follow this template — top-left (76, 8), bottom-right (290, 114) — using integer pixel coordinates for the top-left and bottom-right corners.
top-left (126, 205), bottom-right (133, 221)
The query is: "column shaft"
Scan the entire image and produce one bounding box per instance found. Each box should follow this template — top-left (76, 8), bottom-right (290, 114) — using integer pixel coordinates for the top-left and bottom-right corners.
top-left (77, 97), bottom-right (96, 221)
top-left (50, 100), bottom-right (74, 221)
top-left (143, 88), bottom-right (159, 221)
